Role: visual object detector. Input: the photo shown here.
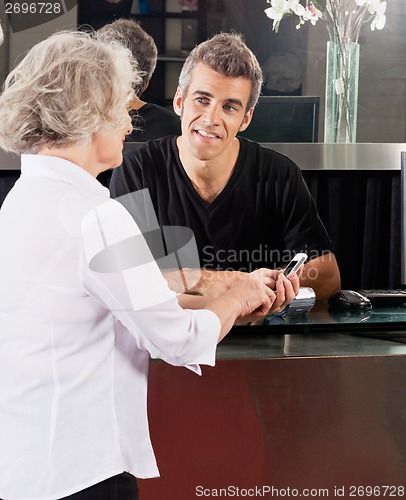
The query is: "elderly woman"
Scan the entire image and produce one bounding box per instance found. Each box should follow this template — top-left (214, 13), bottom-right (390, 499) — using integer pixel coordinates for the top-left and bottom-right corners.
top-left (0, 31), bottom-right (298, 500)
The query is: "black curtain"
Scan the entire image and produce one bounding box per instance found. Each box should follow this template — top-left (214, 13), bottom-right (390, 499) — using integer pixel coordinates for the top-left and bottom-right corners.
top-left (303, 170), bottom-right (401, 290)
top-left (1, 169), bottom-right (401, 291)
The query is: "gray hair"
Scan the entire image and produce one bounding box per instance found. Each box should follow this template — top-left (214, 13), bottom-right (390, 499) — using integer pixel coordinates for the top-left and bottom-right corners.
top-left (0, 30), bottom-right (141, 154)
top-left (97, 18), bottom-right (157, 95)
top-left (178, 32), bottom-right (263, 112)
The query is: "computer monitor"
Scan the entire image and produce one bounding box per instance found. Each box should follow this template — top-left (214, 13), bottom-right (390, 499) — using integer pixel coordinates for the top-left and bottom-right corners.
top-left (239, 96), bottom-right (320, 143)
top-left (401, 151), bottom-right (406, 285)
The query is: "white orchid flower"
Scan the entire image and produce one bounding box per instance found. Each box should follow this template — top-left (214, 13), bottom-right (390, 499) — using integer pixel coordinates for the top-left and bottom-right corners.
top-left (264, 0), bottom-right (299, 30)
top-left (292, 2), bottom-right (305, 16)
top-left (264, 0), bottom-right (388, 35)
top-left (368, 0), bottom-right (386, 14)
top-left (370, 1), bottom-right (386, 30)
top-left (264, 7), bottom-right (283, 30)
top-left (302, 2), bottom-right (322, 25)
top-left (367, 0), bottom-right (381, 13)
top-left (264, 0), bottom-right (295, 21)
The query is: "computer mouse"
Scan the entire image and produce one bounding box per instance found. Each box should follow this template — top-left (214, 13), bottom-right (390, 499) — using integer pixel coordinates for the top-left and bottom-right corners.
top-left (328, 290), bottom-right (372, 310)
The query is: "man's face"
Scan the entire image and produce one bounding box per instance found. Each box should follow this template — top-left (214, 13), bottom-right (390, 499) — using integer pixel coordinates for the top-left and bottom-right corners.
top-left (173, 63), bottom-right (253, 163)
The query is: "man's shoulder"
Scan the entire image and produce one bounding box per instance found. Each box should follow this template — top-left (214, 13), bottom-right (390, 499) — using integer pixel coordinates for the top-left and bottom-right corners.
top-left (239, 138), bottom-right (299, 173)
top-left (111, 137), bottom-right (176, 196)
top-left (124, 136), bottom-right (176, 162)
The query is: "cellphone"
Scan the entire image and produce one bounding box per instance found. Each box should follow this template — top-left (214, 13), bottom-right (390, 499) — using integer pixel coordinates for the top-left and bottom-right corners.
top-left (283, 253), bottom-right (308, 277)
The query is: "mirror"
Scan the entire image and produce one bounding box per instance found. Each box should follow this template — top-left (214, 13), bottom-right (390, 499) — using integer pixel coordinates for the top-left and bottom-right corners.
top-left (207, 0), bottom-right (406, 143)
top-left (0, 0), bottom-right (405, 142)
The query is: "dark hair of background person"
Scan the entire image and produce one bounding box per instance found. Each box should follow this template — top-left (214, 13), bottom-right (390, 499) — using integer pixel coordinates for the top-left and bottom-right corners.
top-left (97, 17), bottom-right (157, 96)
top-left (96, 17), bottom-right (181, 187)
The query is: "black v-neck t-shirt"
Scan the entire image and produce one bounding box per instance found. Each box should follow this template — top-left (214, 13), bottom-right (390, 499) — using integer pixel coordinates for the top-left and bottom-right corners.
top-left (110, 136), bottom-right (334, 271)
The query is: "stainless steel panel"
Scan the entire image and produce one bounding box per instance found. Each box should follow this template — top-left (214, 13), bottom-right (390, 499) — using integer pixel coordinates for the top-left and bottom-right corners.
top-left (263, 142), bottom-right (406, 170)
top-left (1, 143), bottom-right (406, 171)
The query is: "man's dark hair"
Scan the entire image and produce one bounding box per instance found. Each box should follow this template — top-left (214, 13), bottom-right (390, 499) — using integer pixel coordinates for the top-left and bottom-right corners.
top-left (178, 32), bottom-right (263, 111)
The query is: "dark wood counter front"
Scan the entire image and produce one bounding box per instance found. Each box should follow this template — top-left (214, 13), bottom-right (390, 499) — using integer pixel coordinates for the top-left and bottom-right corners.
top-left (139, 317), bottom-right (406, 500)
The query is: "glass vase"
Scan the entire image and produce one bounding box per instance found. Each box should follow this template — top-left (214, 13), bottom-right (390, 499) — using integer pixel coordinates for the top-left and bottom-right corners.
top-left (324, 40), bottom-right (360, 143)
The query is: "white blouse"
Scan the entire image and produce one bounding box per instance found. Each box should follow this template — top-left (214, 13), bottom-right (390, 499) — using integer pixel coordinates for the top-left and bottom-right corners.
top-left (0, 155), bottom-right (220, 500)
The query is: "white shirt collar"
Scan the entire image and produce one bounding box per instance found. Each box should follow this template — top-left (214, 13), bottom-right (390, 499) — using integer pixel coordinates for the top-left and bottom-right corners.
top-left (20, 154), bottom-right (110, 199)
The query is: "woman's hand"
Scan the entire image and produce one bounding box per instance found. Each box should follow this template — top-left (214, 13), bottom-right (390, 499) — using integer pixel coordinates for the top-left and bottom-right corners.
top-left (205, 270), bottom-right (276, 341)
top-left (224, 269), bottom-right (277, 319)
top-left (234, 268), bottom-right (301, 324)
top-left (183, 266), bottom-right (304, 340)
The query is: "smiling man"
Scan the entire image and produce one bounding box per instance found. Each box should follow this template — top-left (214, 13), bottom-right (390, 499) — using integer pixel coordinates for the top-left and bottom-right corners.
top-left (110, 32), bottom-right (341, 301)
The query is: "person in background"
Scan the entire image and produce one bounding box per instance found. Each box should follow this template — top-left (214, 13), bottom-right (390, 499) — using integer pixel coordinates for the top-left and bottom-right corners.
top-left (110, 32), bottom-right (341, 302)
top-left (97, 18), bottom-right (181, 142)
top-left (0, 30), bottom-right (299, 500)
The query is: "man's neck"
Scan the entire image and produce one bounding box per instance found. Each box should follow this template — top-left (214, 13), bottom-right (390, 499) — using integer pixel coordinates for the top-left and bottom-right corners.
top-left (177, 137), bottom-right (240, 203)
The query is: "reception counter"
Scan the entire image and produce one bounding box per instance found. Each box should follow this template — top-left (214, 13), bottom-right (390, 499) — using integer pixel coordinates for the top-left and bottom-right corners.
top-left (140, 305), bottom-right (406, 499)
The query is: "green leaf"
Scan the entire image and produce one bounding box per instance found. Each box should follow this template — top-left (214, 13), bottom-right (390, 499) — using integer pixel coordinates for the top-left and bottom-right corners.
top-left (312, 0), bottom-right (327, 12)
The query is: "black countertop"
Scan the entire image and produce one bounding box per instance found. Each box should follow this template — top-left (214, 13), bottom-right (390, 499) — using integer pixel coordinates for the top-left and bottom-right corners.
top-left (217, 303), bottom-right (406, 360)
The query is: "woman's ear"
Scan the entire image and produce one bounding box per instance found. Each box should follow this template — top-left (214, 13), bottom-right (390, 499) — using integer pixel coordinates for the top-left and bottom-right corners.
top-left (173, 87), bottom-right (183, 117)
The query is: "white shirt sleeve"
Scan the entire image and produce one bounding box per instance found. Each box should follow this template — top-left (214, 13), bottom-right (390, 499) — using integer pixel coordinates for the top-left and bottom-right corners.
top-left (80, 199), bottom-right (220, 374)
